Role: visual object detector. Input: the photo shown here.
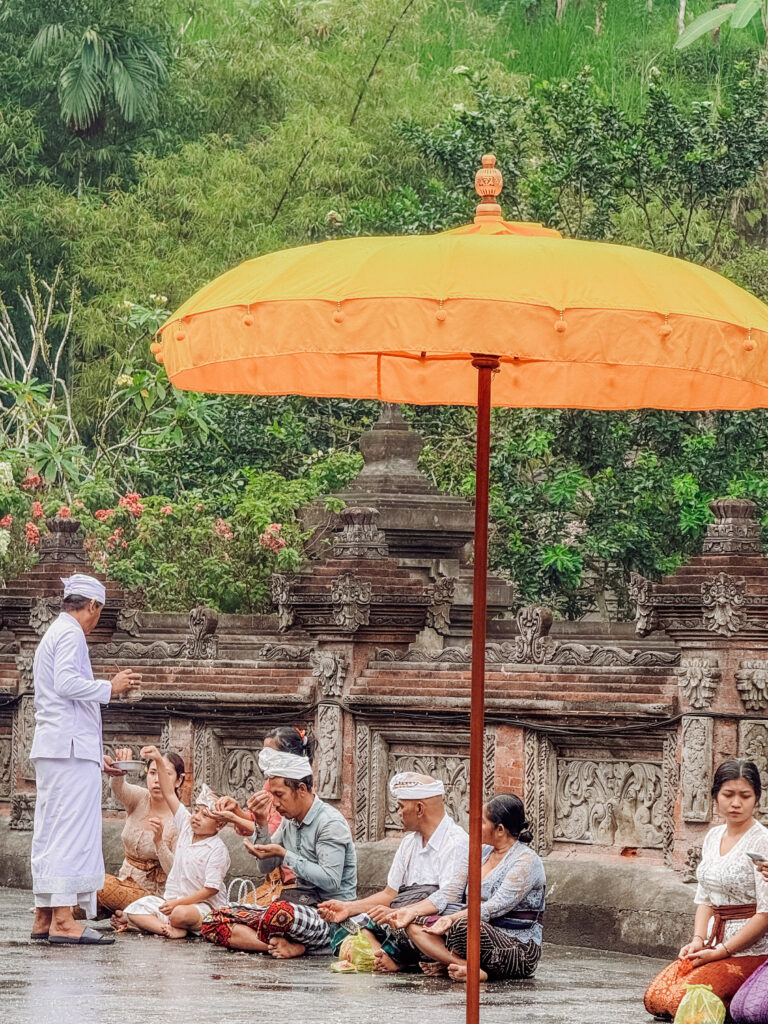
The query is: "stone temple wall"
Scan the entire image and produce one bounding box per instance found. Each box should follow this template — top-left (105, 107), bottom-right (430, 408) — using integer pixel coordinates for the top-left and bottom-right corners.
top-left (1, 410), bottom-right (766, 879)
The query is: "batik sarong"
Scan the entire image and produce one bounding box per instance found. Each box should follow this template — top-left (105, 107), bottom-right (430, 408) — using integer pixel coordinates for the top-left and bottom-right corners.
top-left (444, 918), bottom-right (541, 979)
top-left (644, 955), bottom-right (767, 1018)
top-left (201, 900), bottom-right (329, 951)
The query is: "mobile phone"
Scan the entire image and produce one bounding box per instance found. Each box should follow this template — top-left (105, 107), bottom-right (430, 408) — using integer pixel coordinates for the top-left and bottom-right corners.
top-left (745, 850), bottom-right (766, 864)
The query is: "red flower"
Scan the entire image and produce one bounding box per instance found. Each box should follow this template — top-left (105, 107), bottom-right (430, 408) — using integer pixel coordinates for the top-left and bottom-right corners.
top-left (21, 468), bottom-right (41, 491)
top-left (58, 507), bottom-right (71, 519)
top-left (31, 501), bottom-right (44, 520)
top-left (25, 522), bottom-right (40, 545)
top-left (0, 514), bottom-right (12, 529)
top-left (95, 509), bottom-right (114, 522)
top-left (214, 518), bottom-right (233, 540)
top-left (118, 492), bottom-right (143, 516)
top-left (160, 505), bottom-right (173, 515)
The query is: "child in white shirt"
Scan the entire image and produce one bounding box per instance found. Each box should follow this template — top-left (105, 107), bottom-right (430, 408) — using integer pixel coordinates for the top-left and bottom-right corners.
top-left (123, 745), bottom-right (230, 938)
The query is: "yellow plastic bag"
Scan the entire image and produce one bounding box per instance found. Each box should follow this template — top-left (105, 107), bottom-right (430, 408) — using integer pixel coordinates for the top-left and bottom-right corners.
top-left (330, 929), bottom-right (376, 974)
top-left (673, 984), bottom-right (726, 1024)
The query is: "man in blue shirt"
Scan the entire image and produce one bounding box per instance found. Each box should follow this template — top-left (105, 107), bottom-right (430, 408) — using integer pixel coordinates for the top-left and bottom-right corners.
top-left (201, 746), bottom-right (356, 957)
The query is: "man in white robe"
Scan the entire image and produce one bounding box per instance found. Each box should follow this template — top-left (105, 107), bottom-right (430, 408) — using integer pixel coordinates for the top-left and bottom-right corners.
top-left (30, 573), bottom-right (140, 945)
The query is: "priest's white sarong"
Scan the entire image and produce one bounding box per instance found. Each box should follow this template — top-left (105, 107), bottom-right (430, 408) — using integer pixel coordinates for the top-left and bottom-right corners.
top-left (31, 754), bottom-right (105, 918)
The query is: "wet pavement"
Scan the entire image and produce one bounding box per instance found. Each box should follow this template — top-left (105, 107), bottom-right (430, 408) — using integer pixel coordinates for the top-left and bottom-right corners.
top-left (0, 888), bottom-right (663, 1024)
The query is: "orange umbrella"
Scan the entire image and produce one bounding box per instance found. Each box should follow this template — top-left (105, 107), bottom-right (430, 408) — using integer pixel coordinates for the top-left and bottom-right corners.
top-left (154, 156), bottom-right (768, 1021)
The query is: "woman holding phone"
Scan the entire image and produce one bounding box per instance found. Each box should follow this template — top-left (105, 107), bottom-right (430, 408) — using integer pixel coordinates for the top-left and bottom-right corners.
top-left (644, 759), bottom-right (768, 1018)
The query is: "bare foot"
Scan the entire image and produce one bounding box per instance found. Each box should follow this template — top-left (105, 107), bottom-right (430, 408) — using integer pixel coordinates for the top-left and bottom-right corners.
top-left (374, 950), bottom-right (401, 973)
top-left (32, 909), bottom-right (52, 934)
top-left (419, 960), bottom-right (448, 976)
top-left (161, 920), bottom-right (188, 940)
top-left (110, 911), bottom-right (129, 933)
top-left (447, 964), bottom-right (488, 983)
top-left (268, 937), bottom-right (306, 959)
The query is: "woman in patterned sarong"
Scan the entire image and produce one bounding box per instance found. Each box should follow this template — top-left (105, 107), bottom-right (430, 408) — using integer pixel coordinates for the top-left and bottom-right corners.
top-left (644, 760), bottom-right (768, 1019)
top-left (390, 793), bottom-right (545, 982)
top-left (97, 749), bottom-right (185, 927)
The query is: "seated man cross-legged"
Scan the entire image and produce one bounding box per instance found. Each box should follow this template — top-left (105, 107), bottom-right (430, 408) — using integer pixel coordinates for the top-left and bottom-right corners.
top-left (201, 745), bottom-right (357, 957)
top-left (319, 772), bottom-right (468, 972)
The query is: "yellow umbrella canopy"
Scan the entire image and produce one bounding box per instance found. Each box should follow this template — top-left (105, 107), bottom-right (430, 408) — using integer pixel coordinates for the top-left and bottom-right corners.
top-left (155, 156), bottom-right (768, 410)
top-left (154, 156), bottom-right (768, 1021)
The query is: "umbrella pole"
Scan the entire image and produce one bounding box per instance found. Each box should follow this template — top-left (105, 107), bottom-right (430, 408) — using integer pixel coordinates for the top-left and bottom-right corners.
top-left (466, 354), bottom-right (499, 1023)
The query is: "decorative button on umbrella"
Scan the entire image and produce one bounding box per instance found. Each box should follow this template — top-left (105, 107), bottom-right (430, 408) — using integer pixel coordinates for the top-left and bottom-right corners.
top-left (155, 155), bottom-right (768, 1022)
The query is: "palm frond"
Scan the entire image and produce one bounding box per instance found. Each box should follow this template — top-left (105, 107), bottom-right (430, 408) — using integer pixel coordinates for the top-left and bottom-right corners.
top-left (58, 54), bottom-right (105, 131)
top-left (29, 23), bottom-right (73, 63)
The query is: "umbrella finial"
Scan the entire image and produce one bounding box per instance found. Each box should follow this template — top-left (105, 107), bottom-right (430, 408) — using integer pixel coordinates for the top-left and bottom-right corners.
top-left (474, 154), bottom-right (503, 223)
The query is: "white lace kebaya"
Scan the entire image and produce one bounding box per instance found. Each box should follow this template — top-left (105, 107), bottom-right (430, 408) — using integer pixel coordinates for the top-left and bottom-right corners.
top-left (695, 820), bottom-right (768, 956)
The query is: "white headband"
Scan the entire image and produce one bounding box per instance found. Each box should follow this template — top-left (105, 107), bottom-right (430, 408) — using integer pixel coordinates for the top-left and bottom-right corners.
top-left (259, 747), bottom-right (312, 780)
top-left (61, 573), bottom-right (105, 605)
top-left (194, 783), bottom-right (218, 811)
top-left (389, 772), bottom-right (445, 800)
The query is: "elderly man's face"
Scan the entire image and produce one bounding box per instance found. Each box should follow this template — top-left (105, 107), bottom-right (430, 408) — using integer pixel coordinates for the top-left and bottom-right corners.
top-left (397, 799), bottom-right (421, 832)
top-left (80, 600), bottom-right (104, 634)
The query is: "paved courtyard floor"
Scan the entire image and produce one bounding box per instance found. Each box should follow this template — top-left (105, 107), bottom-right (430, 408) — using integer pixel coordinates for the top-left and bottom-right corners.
top-left (0, 888), bottom-right (663, 1024)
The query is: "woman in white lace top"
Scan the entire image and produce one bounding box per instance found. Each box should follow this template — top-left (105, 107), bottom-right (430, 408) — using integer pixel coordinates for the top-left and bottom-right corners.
top-left (645, 759), bottom-right (768, 1018)
top-left (388, 793), bottom-right (545, 982)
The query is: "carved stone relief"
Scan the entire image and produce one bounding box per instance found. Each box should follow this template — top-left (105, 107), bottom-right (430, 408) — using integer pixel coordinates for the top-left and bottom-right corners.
top-left (684, 846), bottom-right (703, 884)
top-left (662, 733), bottom-right (678, 866)
top-left (104, 640), bottom-right (186, 659)
top-left (259, 643), bottom-right (312, 662)
top-left (117, 587), bottom-right (146, 637)
top-left (554, 758), bottom-right (664, 849)
top-left (29, 597), bottom-right (59, 636)
top-left (10, 792), bottom-right (35, 830)
top-left (193, 724), bottom-right (226, 795)
top-left (0, 736), bottom-right (12, 797)
top-left (331, 572), bottom-right (371, 632)
top-left (629, 572), bottom-right (658, 637)
top-left (701, 572), bottom-right (747, 637)
top-left (681, 716), bottom-right (713, 823)
top-left (514, 606), bottom-right (556, 664)
top-left (11, 695), bottom-right (36, 783)
top-left (14, 648), bottom-right (34, 693)
top-left (735, 660), bottom-right (768, 712)
top-left (225, 748), bottom-right (263, 807)
top-left (375, 639), bottom-right (678, 668)
top-left (315, 703), bottom-right (343, 800)
top-left (426, 577), bottom-right (456, 635)
top-left (310, 649), bottom-right (348, 698)
top-left (271, 574), bottom-right (295, 632)
top-left (676, 656), bottom-right (720, 709)
top-left (739, 720), bottom-right (768, 821)
top-left (186, 606), bottom-right (219, 660)
top-left (332, 506), bottom-right (388, 559)
top-left (524, 730), bottom-right (556, 856)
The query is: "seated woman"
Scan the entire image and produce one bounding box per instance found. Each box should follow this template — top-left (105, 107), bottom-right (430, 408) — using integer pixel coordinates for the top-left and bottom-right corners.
top-left (97, 747), bottom-right (185, 929)
top-left (645, 759), bottom-right (768, 1019)
top-left (388, 793), bottom-right (545, 982)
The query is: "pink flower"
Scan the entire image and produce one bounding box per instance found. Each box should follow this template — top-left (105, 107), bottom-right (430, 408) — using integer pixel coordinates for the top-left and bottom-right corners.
top-left (31, 501), bottom-right (44, 520)
top-left (268, 523), bottom-right (282, 534)
top-left (74, 500), bottom-right (85, 509)
top-left (160, 505), bottom-right (173, 515)
top-left (118, 492), bottom-right (143, 516)
top-left (214, 518), bottom-right (233, 541)
top-left (259, 529), bottom-right (286, 552)
top-left (195, 503), bottom-right (204, 512)
top-left (25, 522), bottom-right (40, 544)
top-left (95, 508), bottom-right (114, 521)
top-left (58, 507), bottom-right (71, 519)
top-left (121, 540), bottom-right (128, 549)
top-left (0, 514), bottom-right (12, 529)
top-left (21, 468), bottom-right (41, 491)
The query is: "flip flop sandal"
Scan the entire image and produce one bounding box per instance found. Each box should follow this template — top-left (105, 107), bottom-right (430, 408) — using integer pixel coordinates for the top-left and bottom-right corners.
top-left (30, 932), bottom-right (49, 940)
top-left (48, 927), bottom-right (116, 945)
